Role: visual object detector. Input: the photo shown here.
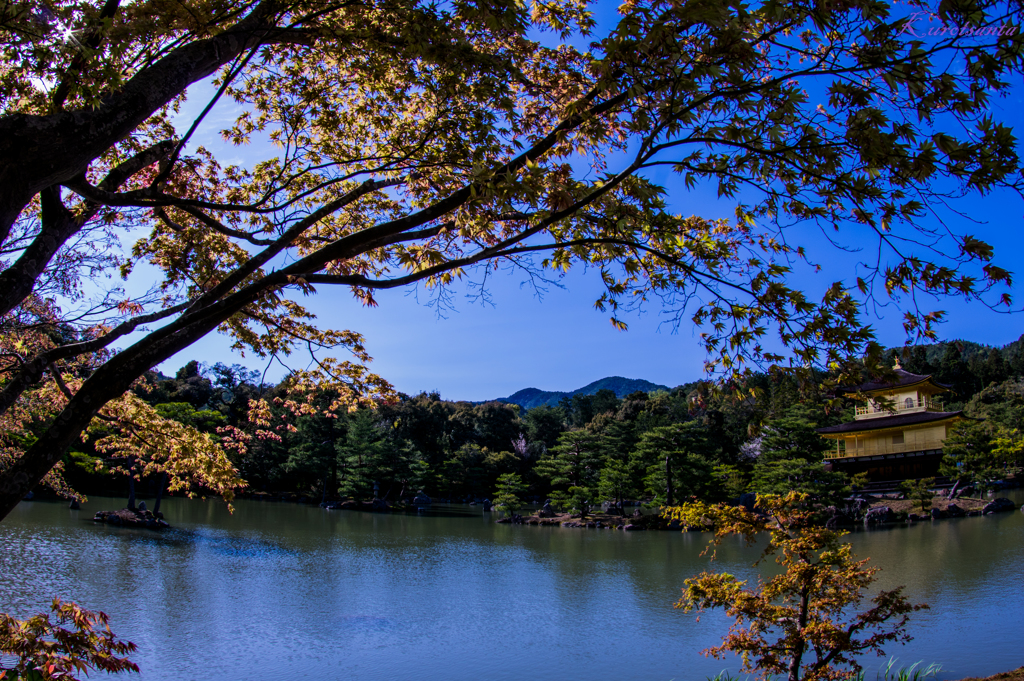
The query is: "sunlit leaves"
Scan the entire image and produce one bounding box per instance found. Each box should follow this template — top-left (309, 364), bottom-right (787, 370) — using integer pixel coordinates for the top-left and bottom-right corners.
top-left (1, 0), bottom-right (1023, 516)
top-left (0, 597), bottom-right (138, 681)
top-left (666, 494), bottom-right (927, 681)
top-left (88, 392), bottom-right (244, 506)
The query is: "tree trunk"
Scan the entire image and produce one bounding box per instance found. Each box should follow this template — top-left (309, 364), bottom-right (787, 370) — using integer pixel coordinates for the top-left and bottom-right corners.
top-left (665, 455), bottom-right (674, 506)
top-left (0, 4), bottom-right (287, 243)
top-left (0, 283), bottom-right (253, 521)
top-left (328, 459), bottom-right (337, 504)
top-left (126, 457), bottom-right (137, 510)
top-left (787, 589), bottom-right (810, 681)
top-left (153, 472), bottom-right (168, 515)
top-left (949, 478), bottom-right (962, 500)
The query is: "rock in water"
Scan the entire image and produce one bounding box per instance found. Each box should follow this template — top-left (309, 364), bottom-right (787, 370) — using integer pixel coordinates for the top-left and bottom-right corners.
top-left (982, 498), bottom-right (1016, 515)
top-left (68, 499), bottom-right (81, 510)
top-left (92, 508), bottom-right (169, 529)
top-left (864, 506), bottom-right (894, 526)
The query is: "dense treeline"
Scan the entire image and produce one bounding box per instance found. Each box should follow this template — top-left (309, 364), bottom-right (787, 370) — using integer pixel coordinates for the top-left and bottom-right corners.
top-left (60, 336), bottom-right (1024, 510)
top-left (885, 339), bottom-right (1024, 409)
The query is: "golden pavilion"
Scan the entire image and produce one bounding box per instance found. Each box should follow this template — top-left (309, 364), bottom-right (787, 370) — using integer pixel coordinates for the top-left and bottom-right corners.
top-left (816, 362), bottom-right (968, 481)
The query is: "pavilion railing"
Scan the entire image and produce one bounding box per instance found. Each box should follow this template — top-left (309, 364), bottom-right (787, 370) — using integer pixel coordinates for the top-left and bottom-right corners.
top-left (854, 397), bottom-right (944, 417)
top-left (824, 438), bottom-right (945, 459)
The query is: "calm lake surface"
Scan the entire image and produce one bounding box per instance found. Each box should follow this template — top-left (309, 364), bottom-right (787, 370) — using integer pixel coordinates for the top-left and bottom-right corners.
top-left (2, 492), bottom-right (1022, 681)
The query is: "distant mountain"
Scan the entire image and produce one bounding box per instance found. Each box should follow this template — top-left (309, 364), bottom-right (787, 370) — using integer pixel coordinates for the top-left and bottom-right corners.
top-left (491, 376), bottom-right (671, 410)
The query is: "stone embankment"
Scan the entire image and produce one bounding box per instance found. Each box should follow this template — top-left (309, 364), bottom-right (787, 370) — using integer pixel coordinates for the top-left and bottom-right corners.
top-left (497, 500), bottom-right (669, 530)
top-left (323, 498), bottom-right (396, 512)
top-left (499, 513), bottom-right (659, 530)
top-left (861, 496), bottom-right (1018, 526)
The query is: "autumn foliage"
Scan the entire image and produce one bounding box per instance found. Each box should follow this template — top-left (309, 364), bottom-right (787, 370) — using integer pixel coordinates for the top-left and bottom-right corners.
top-left (0, 598), bottom-right (138, 681)
top-left (666, 494), bottom-right (927, 681)
top-left (1, 0), bottom-right (1023, 520)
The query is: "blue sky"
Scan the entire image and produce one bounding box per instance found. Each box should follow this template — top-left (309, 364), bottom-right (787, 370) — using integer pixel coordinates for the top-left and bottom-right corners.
top-left (144, 3), bottom-right (1024, 402)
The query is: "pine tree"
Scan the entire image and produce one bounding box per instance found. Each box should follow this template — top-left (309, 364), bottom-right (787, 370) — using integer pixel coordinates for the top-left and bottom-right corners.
top-left (535, 430), bottom-right (606, 493)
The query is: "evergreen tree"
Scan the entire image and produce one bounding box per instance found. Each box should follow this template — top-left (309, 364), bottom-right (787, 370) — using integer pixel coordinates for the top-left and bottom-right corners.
top-left (338, 410), bottom-right (425, 501)
top-left (964, 380), bottom-right (1024, 429)
top-left (524, 404), bottom-right (567, 450)
top-left (937, 344), bottom-right (971, 401)
top-left (751, 405), bottom-right (846, 503)
top-left (757, 405), bottom-right (830, 464)
top-left (591, 389), bottom-right (621, 416)
top-left (940, 421), bottom-right (1001, 493)
top-left (285, 408), bottom-right (347, 503)
top-left (899, 477), bottom-right (936, 513)
top-left (905, 345), bottom-right (934, 375)
top-left (559, 394), bottom-right (596, 428)
top-left (597, 459), bottom-right (634, 515)
top-left (982, 348), bottom-right (1007, 388)
top-left (437, 444), bottom-right (489, 499)
top-left (535, 430), bottom-right (606, 493)
top-left (750, 459), bottom-right (849, 503)
top-left (493, 473), bottom-right (528, 517)
top-left (631, 421), bottom-right (719, 505)
top-left (471, 401), bottom-right (524, 452)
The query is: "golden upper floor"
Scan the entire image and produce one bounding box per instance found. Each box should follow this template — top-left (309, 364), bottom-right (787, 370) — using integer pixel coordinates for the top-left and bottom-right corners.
top-left (847, 365), bottom-right (950, 421)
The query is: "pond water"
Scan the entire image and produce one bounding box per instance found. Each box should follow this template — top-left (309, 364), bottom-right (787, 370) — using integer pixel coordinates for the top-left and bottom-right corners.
top-left (1, 492), bottom-right (1022, 681)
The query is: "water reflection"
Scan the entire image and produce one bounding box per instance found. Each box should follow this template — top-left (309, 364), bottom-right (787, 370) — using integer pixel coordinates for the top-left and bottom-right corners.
top-left (1, 493), bottom-right (1021, 681)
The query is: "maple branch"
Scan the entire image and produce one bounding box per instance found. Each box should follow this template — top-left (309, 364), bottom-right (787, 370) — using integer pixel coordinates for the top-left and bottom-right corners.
top-left (178, 206), bottom-right (277, 245)
top-left (186, 176), bottom-right (406, 311)
top-left (50, 0), bottom-right (124, 111)
top-left (0, 0), bottom-right (310, 239)
top-left (0, 139), bottom-right (178, 320)
top-left (0, 301), bottom-right (190, 418)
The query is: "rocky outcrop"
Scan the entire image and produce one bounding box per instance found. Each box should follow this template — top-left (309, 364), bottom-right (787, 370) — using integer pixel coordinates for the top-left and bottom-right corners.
top-left (412, 491), bottom-right (431, 507)
top-left (982, 498), bottom-right (1016, 514)
top-left (93, 508), bottom-right (169, 530)
top-left (822, 505), bottom-right (855, 528)
top-left (864, 506), bottom-right (895, 526)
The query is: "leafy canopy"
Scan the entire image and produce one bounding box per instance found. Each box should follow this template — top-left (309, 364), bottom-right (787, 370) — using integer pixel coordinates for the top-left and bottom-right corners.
top-left (667, 493), bottom-right (927, 681)
top-left (1, 0), bottom-right (1023, 518)
top-left (0, 598), bottom-right (138, 681)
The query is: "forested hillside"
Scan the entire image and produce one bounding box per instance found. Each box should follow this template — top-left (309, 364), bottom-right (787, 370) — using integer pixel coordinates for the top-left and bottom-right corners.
top-left (57, 336), bottom-right (1024, 509)
top-left (493, 377), bottom-right (671, 410)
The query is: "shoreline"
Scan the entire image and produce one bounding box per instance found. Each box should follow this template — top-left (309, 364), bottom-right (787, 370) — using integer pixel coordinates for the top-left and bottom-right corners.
top-left (953, 667), bottom-right (1024, 681)
top-left (60, 488), bottom-right (1019, 532)
top-left (233, 490), bottom-right (1020, 530)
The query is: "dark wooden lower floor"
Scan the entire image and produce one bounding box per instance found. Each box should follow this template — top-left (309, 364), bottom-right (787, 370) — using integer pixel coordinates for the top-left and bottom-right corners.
top-left (823, 449), bottom-right (944, 482)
